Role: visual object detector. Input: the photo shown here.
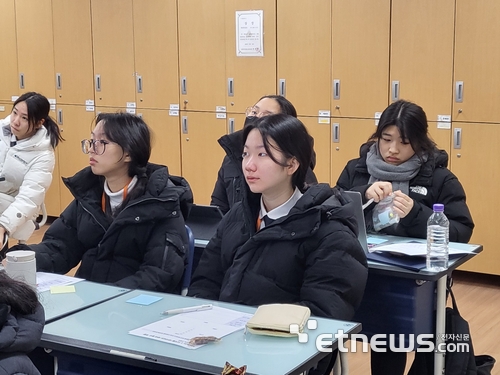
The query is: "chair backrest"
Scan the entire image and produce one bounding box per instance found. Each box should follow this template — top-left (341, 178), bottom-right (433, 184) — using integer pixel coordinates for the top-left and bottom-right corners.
top-left (181, 225), bottom-right (195, 296)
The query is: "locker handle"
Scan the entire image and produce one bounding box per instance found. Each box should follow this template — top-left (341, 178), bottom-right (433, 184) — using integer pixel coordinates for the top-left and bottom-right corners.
top-left (137, 75), bottom-right (143, 93)
top-left (57, 109), bottom-right (63, 125)
top-left (95, 75), bottom-right (101, 92)
top-left (333, 79), bottom-right (341, 100)
top-left (332, 123), bottom-right (340, 143)
top-left (228, 78), bottom-right (234, 97)
top-left (20, 73), bottom-right (25, 89)
top-left (56, 73), bottom-right (62, 90)
top-left (228, 118), bottom-right (235, 134)
top-left (181, 77), bottom-right (187, 95)
top-left (453, 128), bottom-right (462, 149)
top-left (182, 116), bottom-right (188, 134)
top-left (391, 81), bottom-right (400, 102)
top-left (455, 81), bottom-right (464, 103)
top-left (279, 79), bottom-right (286, 97)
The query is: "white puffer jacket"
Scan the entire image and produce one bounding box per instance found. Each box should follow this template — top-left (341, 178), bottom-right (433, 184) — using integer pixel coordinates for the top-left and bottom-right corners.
top-left (0, 116), bottom-right (54, 236)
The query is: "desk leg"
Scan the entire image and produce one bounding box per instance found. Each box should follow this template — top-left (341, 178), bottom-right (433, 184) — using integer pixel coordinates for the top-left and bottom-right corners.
top-left (434, 276), bottom-right (446, 375)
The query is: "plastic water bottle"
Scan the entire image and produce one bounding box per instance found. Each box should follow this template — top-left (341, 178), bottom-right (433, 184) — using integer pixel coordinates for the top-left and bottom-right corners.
top-left (426, 203), bottom-right (449, 271)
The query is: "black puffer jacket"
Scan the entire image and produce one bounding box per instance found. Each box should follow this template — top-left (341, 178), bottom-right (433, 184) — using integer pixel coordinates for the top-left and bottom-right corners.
top-left (28, 163), bottom-right (193, 292)
top-left (0, 303), bottom-right (44, 375)
top-left (336, 142), bottom-right (474, 242)
top-left (190, 183), bottom-right (368, 320)
top-left (210, 129), bottom-right (318, 214)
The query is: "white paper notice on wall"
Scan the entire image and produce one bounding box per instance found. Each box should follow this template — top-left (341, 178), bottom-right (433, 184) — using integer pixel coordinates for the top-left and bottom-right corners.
top-left (216, 113), bottom-right (227, 119)
top-left (170, 104), bottom-right (180, 110)
top-left (374, 112), bottom-right (382, 126)
top-left (0, 106), bottom-right (4, 112)
top-left (86, 106), bottom-right (95, 112)
top-left (126, 102), bottom-right (136, 109)
top-left (169, 110), bottom-right (179, 116)
top-left (126, 108), bottom-right (136, 114)
top-left (236, 10), bottom-right (264, 57)
top-left (85, 100), bottom-right (94, 106)
top-left (437, 115), bottom-right (451, 129)
top-left (318, 110), bottom-right (330, 124)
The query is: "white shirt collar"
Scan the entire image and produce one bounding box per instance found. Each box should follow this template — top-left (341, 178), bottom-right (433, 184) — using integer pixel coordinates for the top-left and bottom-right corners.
top-left (259, 187), bottom-right (303, 223)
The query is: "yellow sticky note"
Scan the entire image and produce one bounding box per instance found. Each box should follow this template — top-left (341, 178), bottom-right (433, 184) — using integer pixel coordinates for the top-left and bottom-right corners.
top-left (50, 285), bottom-right (76, 294)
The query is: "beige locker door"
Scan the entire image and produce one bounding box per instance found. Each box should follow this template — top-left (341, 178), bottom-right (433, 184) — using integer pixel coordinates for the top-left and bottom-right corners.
top-left (52, 0), bottom-right (94, 106)
top-left (450, 123), bottom-right (500, 275)
top-left (15, 0), bottom-right (55, 97)
top-left (277, 0), bottom-right (331, 117)
top-left (331, 0), bottom-right (390, 119)
top-left (453, 1), bottom-right (500, 123)
top-left (298, 116), bottom-right (331, 184)
top-left (56, 105), bottom-right (96, 211)
top-left (138, 109), bottom-right (182, 177)
top-left (0, 0), bottom-right (19, 101)
top-left (390, 0), bottom-right (454, 121)
top-left (330, 118), bottom-right (376, 186)
top-left (91, 0), bottom-right (135, 108)
top-left (133, 0), bottom-right (179, 110)
top-left (180, 112), bottom-right (227, 204)
top-left (225, 0), bottom-right (276, 114)
top-left (427, 123), bottom-right (451, 156)
top-left (178, 0), bottom-right (226, 112)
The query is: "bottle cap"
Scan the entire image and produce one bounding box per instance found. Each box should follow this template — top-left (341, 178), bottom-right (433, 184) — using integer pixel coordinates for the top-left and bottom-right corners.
top-left (433, 203), bottom-right (444, 212)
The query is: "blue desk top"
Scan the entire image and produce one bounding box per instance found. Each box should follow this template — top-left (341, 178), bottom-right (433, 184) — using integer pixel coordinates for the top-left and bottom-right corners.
top-left (38, 279), bottom-right (130, 323)
top-left (42, 290), bottom-right (361, 375)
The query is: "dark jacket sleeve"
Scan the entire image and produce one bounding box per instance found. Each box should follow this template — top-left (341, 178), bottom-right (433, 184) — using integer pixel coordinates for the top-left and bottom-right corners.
top-left (300, 229), bottom-right (368, 320)
top-left (210, 161), bottom-right (230, 215)
top-left (335, 159), bottom-right (371, 202)
top-left (398, 169), bottom-right (474, 243)
top-left (0, 303), bottom-right (44, 353)
top-left (29, 201), bottom-right (87, 274)
top-left (188, 218), bottom-right (228, 300)
top-left (112, 220), bottom-right (186, 293)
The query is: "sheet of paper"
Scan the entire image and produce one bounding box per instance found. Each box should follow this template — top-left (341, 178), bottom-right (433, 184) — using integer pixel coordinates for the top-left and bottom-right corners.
top-left (370, 242), bottom-right (476, 257)
top-left (36, 272), bottom-right (84, 293)
top-left (236, 10), bottom-right (264, 57)
top-left (129, 306), bottom-right (252, 349)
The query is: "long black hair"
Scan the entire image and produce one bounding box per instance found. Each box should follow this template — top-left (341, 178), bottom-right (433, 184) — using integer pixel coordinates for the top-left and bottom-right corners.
top-left (369, 100), bottom-right (436, 159)
top-left (94, 112), bottom-right (152, 214)
top-left (257, 95), bottom-right (297, 117)
top-left (243, 114), bottom-right (312, 191)
top-left (12, 92), bottom-right (64, 148)
top-left (0, 270), bottom-right (38, 315)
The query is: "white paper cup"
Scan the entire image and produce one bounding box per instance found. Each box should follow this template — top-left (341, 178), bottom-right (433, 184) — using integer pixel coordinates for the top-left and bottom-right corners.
top-left (5, 250), bottom-right (36, 288)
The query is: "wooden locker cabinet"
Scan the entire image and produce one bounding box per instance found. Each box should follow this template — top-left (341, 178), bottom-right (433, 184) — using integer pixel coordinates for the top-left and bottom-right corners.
top-left (138, 109), bottom-right (182, 177)
top-left (178, 0), bottom-right (226, 112)
top-left (225, 0), bottom-right (277, 114)
top-left (277, 0), bottom-right (331, 118)
top-left (55, 105), bottom-right (96, 212)
top-left (133, 0), bottom-right (179, 110)
top-left (331, 0), bottom-right (390, 119)
top-left (298, 116), bottom-right (331, 184)
top-left (450, 123), bottom-right (500, 276)
top-left (15, 0), bottom-right (56, 98)
top-left (180, 112), bottom-right (227, 205)
top-left (0, 0), bottom-right (19, 102)
top-left (91, 0), bottom-right (135, 108)
top-left (453, 0), bottom-right (500, 123)
top-left (390, 0), bottom-right (455, 133)
top-left (52, 0), bottom-right (94, 106)
top-left (330, 118), bottom-right (377, 186)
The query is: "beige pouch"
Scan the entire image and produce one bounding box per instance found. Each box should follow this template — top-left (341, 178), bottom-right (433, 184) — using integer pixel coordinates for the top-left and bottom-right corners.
top-left (245, 303), bottom-right (311, 337)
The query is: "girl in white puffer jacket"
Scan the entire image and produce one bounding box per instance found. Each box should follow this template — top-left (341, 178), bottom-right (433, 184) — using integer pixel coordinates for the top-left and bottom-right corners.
top-left (0, 92), bottom-right (63, 250)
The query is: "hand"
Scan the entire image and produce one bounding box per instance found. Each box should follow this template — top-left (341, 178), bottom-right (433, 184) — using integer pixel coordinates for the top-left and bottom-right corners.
top-left (392, 190), bottom-right (414, 218)
top-left (365, 181), bottom-right (393, 203)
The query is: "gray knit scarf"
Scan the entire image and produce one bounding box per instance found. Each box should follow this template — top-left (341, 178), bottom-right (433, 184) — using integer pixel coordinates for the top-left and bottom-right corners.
top-left (366, 143), bottom-right (425, 195)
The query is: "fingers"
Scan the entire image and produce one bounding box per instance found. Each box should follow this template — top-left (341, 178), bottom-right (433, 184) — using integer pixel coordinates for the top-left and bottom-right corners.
top-left (365, 182), bottom-right (393, 202)
top-left (392, 190), bottom-right (414, 218)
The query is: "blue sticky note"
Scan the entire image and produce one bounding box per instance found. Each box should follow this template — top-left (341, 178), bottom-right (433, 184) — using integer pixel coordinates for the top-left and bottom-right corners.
top-left (126, 294), bottom-right (163, 306)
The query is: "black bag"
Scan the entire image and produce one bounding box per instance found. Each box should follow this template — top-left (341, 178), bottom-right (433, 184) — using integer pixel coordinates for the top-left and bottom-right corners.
top-left (409, 287), bottom-right (496, 375)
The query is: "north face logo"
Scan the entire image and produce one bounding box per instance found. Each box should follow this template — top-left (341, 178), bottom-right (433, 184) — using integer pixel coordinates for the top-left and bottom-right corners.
top-left (410, 186), bottom-right (427, 196)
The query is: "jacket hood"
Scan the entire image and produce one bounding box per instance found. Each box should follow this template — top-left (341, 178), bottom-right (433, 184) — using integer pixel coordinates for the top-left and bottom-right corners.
top-left (218, 130), bottom-right (244, 164)
top-left (2, 124), bottom-right (52, 152)
top-left (248, 184), bottom-right (359, 241)
top-left (63, 163), bottom-right (193, 219)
